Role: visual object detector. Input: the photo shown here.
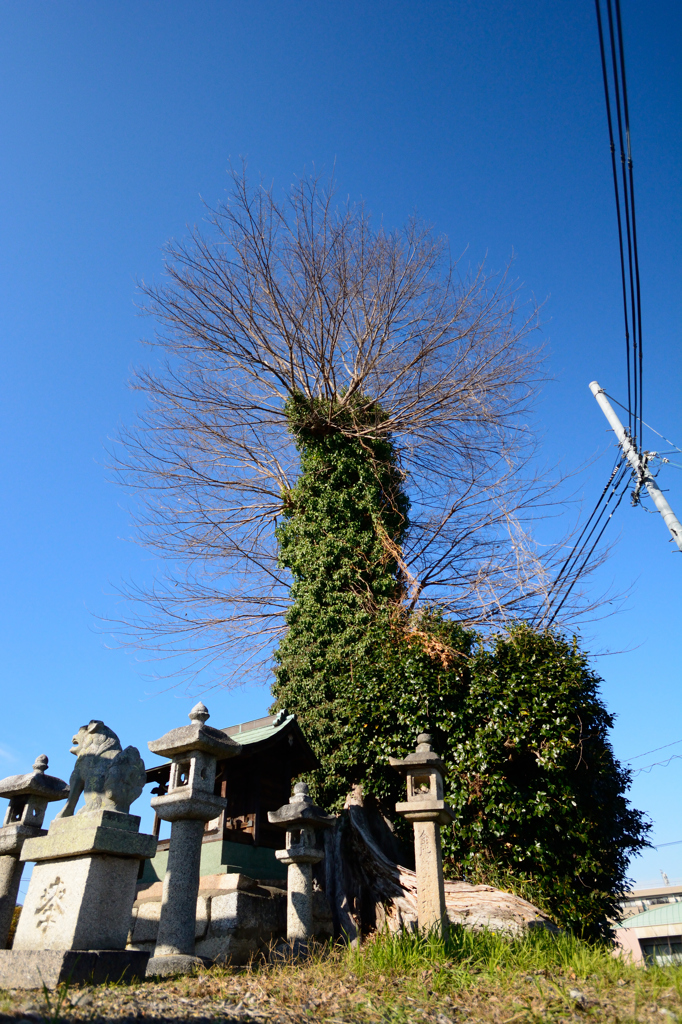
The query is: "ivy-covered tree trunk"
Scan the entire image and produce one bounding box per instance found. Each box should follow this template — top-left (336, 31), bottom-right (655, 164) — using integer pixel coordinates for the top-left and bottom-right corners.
top-left (271, 396), bottom-right (410, 805)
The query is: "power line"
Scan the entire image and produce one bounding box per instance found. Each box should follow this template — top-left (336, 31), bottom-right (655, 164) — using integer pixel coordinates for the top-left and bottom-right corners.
top-left (603, 391), bottom-right (682, 455)
top-left (594, 0), bottom-right (644, 451)
top-left (595, 0), bottom-right (631, 436)
top-left (631, 754), bottom-right (682, 778)
top-left (651, 458), bottom-right (682, 472)
top-left (543, 459), bottom-right (631, 627)
top-left (614, 0), bottom-right (644, 451)
top-left (543, 458), bottom-right (622, 597)
top-left (546, 8), bottom-right (653, 621)
top-left (625, 739), bottom-right (682, 763)
top-left (541, 459), bottom-right (628, 625)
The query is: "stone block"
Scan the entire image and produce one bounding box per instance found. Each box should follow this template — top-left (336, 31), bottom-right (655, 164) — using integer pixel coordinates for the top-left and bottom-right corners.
top-left (13, 854), bottom-right (139, 951)
top-left (0, 949), bottom-right (149, 989)
top-left (131, 900), bottom-right (161, 944)
top-left (208, 890), bottom-right (283, 936)
top-left (146, 953), bottom-right (207, 977)
top-left (195, 890), bottom-right (286, 963)
top-left (199, 872), bottom-right (261, 893)
top-left (21, 810), bottom-right (156, 863)
top-left (136, 880), bottom-right (164, 901)
top-left (132, 895), bottom-right (208, 943)
top-left (54, 810), bottom-right (142, 832)
top-left (126, 885), bottom-right (331, 966)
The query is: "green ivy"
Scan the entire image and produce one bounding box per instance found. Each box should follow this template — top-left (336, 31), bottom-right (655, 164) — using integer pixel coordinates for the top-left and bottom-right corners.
top-left (271, 394), bottom-right (410, 800)
top-left (271, 400), bottom-right (650, 940)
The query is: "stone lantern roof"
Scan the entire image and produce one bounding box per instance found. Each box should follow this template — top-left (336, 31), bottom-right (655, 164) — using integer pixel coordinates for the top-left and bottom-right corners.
top-left (388, 734), bottom-right (446, 777)
top-left (148, 704), bottom-right (242, 760)
top-left (267, 783), bottom-right (335, 831)
top-left (0, 756), bottom-right (69, 802)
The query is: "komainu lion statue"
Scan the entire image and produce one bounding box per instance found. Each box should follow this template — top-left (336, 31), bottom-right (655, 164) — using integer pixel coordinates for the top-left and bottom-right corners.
top-left (55, 720), bottom-right (147, 817)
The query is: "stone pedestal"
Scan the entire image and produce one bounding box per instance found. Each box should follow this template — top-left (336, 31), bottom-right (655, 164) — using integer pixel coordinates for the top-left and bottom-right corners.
top-left (268, 783), bottom-right (334, 947)
top-left (0, 809), bottom-right (156, 986)
top-left (0, 949), bottom-right (150, 989)
top-left (14, 810), bottom-right (156, 951)
top-left (0, 720), bottom-right (154, 986)
top-left (146, 703), bottom-right (241, 976)
top-left (0, 755), bottom-right (68, 948)
top-left (390, 734), bottom-right (454, 936)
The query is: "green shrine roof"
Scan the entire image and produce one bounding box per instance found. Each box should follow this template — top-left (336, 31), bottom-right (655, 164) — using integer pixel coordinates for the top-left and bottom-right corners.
top-left (145, 709), bottom-right (317, 784)
top-left (221, 710), bottom-right (295, 745)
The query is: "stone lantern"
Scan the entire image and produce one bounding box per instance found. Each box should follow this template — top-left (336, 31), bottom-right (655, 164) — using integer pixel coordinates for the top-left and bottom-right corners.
top-left (389, 733), bottom-right (454, 935)
top-left (268, 783), bottom-right (335, 947)
top-left (0, 756), bottom-right (68, 947)
top-left (146, 703), bottom-right (241, 975)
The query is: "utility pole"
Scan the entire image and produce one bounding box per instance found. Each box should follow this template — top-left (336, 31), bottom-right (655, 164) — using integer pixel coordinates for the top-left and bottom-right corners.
top-left (589, 381), bottom-right (682, 552)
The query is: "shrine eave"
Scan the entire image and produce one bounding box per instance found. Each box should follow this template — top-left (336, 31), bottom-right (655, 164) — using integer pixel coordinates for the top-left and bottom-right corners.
top-left (145, 710), bottom-right (318, 786)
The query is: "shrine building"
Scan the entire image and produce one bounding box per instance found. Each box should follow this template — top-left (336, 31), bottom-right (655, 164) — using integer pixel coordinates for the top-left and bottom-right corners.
top-left (140, 710), bottom-right (318, 885)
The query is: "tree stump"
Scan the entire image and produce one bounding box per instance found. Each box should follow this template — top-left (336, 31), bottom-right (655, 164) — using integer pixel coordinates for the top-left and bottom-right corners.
top-left (323, 786), bottom-right (558, 941)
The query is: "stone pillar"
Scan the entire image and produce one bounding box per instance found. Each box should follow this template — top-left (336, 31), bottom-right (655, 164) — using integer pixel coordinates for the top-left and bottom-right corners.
top-left (0, 756), bottom-right (69, 948)
top-left (0, 858), bottom-right (22, 949)
top-left (154, 819), bottom-right (205, 956)
top-left (390, 733), bottom-right (454, 936)
top-left (413, 819), bottom-right (447, 933)
top-left (0, 720), bottom-right (155, 988)
top-left (285, 860), bottom-right (317, 942)
top-left (146, 703), bottom-right (241, 976)
top-left (268, 783), bottom-right (334, 949)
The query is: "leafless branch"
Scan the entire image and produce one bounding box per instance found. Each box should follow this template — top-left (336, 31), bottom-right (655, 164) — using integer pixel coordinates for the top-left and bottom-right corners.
top-left (108, 168), bottom-right (609, 686)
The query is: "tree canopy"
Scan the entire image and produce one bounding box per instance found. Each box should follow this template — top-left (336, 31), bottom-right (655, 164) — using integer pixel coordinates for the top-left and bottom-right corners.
top-left (114, 170), bottom-right (603, 683)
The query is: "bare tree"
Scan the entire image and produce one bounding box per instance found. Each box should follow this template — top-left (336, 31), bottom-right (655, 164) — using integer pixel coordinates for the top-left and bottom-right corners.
top-left (112, 169), bottom-right (604, 684)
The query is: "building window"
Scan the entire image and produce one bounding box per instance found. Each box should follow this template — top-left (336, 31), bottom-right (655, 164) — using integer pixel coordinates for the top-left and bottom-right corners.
top-left (640, 937), bottom-right (682, 967)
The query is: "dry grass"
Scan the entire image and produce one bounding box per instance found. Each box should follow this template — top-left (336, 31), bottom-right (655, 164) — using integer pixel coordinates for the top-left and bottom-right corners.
top-left (2, 929), bottom-right (682, 1023)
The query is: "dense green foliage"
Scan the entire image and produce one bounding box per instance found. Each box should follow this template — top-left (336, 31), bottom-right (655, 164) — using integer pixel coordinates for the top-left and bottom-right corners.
top-left (341, 618), bottom-right (650, 938)
top-left (271, 401), bottom-right (650, 939)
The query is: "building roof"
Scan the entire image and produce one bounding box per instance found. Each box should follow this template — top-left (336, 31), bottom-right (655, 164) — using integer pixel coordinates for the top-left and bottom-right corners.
top-left (222, 710), bottom-right (294, 744)
top-left (617, 902), bottom-right (682, 930)
top-left (145, 709), bottom-right (318, 785)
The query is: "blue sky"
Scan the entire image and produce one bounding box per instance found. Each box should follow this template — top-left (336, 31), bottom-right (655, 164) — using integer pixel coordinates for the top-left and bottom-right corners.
top-left (0, 1), bottom-right (680, 891)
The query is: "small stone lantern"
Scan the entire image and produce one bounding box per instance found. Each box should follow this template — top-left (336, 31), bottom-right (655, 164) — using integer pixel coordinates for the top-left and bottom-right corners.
top-left (389, 733), bottom-right (454, 935)
top-left (268, 783), bottom-right (335, 947)
top-left (146, 703), bottom-right (241, 975)
top-left (0, 756), bottom-right (69, 947)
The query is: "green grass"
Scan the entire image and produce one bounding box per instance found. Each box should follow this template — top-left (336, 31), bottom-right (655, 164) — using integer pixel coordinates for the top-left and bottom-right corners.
top-left (345, 926), bottom-right (623, 982)
top-left (339, 925), bottom-right (682, 1011)
top-left (236, 927), bottom-right (682, 1021)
